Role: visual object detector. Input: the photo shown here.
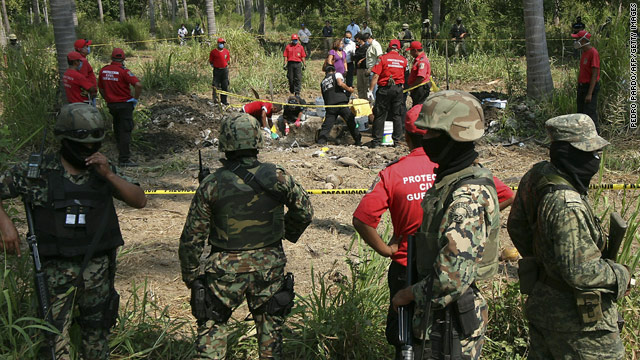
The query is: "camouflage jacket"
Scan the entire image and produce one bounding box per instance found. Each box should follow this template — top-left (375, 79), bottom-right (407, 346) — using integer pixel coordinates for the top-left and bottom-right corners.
top-left (179, 156), bottom-right (313, 285)
top-left (507, 161), bottom-right (629, 332)
top-left (411, 165), bottom-right (499, 332)
top-left (0, 153), bottom-right (131, 205)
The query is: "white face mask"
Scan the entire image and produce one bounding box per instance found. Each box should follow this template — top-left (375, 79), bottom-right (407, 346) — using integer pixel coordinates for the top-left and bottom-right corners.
top-left (573, 35), bottom-right (590, 49)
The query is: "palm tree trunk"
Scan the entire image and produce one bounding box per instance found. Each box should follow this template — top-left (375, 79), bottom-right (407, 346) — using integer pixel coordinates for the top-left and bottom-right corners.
top-left (523, 0), bottom-right (553, 99)
top-left (70, 0), bottom-right (77, 26)
top-left (205, 0), bottom-right (216, 35)
top-left (258, 0), bottom-right (265, 35)
top-left (119, 0), bottom-right (126, 22)
top-left (182, 0), bottom-right (188, 19)
top-left (1, 0), bottom-right (10, 34)
top-left (32, 0), bottom-right (41, 24)
top-left (51, 0), bottom-right (77, 102)
top-left (149, 0), bottom-right (156, 34)
top-left (243, 0), bottom-right (251, 31)
top-left (432, 0), bottom-right (440, 28)
top-left (43, 0), bottom-right (49, 25)
top-left (97, 0), bottom-right (103, 23)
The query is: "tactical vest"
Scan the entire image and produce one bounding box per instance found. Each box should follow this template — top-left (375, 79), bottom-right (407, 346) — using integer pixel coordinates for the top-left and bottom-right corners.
top-left (209, 162), bottom-right (285, 250)
top-left (33, 168), bottom-right (123, 258)
top-left (415, 165), bottom-right (500, 281)
top-left (321, 73), bottom-right (349, 105)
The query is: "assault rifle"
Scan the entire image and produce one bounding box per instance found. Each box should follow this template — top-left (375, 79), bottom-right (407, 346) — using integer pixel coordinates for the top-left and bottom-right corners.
top-left (198, 149), bottom-right (210, 183)
top-left (25, 128), bottom-right (57, 360)
top-left (398, 235), bottom-right (415, 360)
top-left (604, 212), bottom-right (627, 261)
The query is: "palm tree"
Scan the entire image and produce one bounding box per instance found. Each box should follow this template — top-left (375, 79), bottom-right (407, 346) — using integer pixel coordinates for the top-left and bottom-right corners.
top-left (1, 0), bottom-right (10, 34)
top-left (205, 0), bottom-right (216, 35)
top-left (98, 0), bottom-right (104, 23)
top-left (523, 0), bottom-right (553, 99)
top-left (149, 0), bottom-right (156, 34)
top-left (70, 0), bottom-right (77, 26)
top-left (243, 0), bottom-right (251, 31)
top-left (119, 0), bottom-right (126, 22)
top-left (51, 0), bottom-right (76, 102)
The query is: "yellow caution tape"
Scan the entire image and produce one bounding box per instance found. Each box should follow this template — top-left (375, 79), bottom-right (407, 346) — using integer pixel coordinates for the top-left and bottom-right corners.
top-left (145, 184), bottom-right (640, 195)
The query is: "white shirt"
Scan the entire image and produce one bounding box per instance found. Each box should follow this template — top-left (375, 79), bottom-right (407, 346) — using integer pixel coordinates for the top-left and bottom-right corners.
top-left (298, 28), bottom-right (311, 43)
top-left (346, 23), bottom-right (360, 36)
top-left (178, 27), bottom-right (188, 37)
top-left (343, 40), bottom-right (356, 63)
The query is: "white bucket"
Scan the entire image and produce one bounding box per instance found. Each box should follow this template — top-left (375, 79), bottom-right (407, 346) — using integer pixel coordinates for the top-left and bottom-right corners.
top-left (356, 116), bottom-right (369, 131)
top-left (315, 97), bottom-right (326, 118)
top-left (382, 121), bottom-right (394, 145)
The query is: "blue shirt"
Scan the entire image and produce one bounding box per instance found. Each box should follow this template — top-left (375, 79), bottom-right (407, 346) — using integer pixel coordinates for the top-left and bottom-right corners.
top-left (346, 23), bottom-right (360, 36)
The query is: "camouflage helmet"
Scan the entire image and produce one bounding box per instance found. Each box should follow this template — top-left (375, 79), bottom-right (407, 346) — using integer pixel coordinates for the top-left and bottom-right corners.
top-left (414, 90), bottom-right (484, 142)
top-left (55, 103), bottom-right (105, 143)
top-left (545, 114), bottom-right (609, 151)
top-left (218, 113), bottom-right (264, 151)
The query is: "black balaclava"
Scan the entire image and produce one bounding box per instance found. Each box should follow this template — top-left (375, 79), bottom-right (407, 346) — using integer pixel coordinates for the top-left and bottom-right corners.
top-left (422, 133), bottom-right (478, 182)
top-left (60, 139), bottom-right (101, 170)
top-left (550, 141), bottom-right (601, 195)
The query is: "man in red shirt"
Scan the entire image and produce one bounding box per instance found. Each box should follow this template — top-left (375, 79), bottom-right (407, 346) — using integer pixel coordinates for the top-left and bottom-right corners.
top-left (571, 30), bottom-right (601, 133)
top-left (368, 39), bottom-right (408, 148)
top-left (283, 34), bottom-right (307, 96)
top-left (242, 101), bottom-right (282, 134)
top-left (98, 48), bottom-right (143, 167)
top-left (353, 104), bottom-right (436, 358)
top-left (407, 41), bottom-right (431, 107)
top-left (63, 51), bottom-right (97, 104)
top-left (209, 37), bottom-right (230, 106)
top-left (74, 38), bottom-right (97, 105)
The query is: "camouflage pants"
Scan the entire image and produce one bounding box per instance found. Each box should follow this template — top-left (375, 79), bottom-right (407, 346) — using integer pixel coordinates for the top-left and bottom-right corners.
top-left (528, 322), bottom-right (625, 360)
top-left (195, 265), bottom-right (286, 359)
top-left (42, 254), bottom-right (113, 360)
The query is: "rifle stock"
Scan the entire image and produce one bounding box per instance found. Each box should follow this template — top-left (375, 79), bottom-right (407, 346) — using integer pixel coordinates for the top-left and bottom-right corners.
top-left (605, 212), bottom-right (627, 261)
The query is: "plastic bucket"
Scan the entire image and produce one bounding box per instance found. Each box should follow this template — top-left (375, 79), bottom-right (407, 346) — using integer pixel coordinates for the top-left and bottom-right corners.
top-left (356, 116), bottom-right (369, 131)
top-left (315, 97), bottom-right (326, 118)
top-left (382, 121), bottom-right (394, 145)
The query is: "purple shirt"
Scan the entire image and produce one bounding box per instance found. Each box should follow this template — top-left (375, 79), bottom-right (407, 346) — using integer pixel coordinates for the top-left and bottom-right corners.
top-left (329, 49), bottom-right (346, 74)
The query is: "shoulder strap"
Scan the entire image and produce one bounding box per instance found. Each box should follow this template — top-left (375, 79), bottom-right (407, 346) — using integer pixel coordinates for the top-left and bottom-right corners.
top-left (220, 159), bottom-right (286, 204)
top-left (443, 175), bottom-right (496, 211)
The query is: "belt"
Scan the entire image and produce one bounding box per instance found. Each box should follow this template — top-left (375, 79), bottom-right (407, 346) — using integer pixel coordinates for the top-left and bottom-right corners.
top-left (214, 67), bottom-right (227, 70)
top-left (380, 83), bottom-right (403, 88)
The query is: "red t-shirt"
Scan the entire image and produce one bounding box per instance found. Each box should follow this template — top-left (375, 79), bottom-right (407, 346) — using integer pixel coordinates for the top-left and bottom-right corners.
top-left (243, 101), bottom-right (273, 119)
top-left (371, 51), bottom-right (408, 86)
top-left (578, 47), bottom-right (600, 84)
top-left (98, 62), bottom-right (140, 103)
top-left (209, 48), bottom-right (230, 68)
top-left (283, 43), bottom-right (306, 62)
top-left (63, 68), bottom-right (93, 103)
top-left (408, 52), bottom-right (431, 85)
top-left (79, 56), bottom-right (97, 88)
top-left (493, 176), bottom-right (514, 205)
top-left (353, 147), bottom-right (437, 266)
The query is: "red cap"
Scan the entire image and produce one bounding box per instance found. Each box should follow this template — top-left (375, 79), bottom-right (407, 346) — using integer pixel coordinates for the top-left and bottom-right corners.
top-left (291, 34), bottom-right (299, 40)
top-left (405, 104), bottom-right (427, 135)
top-left (389, 39), bottom-right (401, 49)
top-left (409, 41), bottom-right (423, 50)
top-left (74, 38), bottom-right (92, 49)
top-left (111, 48), bottom-right (125, 60)
top-left (217, 37), bottom-right (226, 43)
top-left (571, 30), bottom-right (591, 40)
top-left (67, 51), bottom-right (84, 61)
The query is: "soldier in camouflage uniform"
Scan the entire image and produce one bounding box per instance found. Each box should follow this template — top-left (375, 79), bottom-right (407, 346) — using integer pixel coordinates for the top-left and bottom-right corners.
top-left (179, 113), bottom-right (313, 359)
top-left (507, 114), bottom-right (630, 360)
top-left (0, 103), bottom-right (147, 359)
top-left (392, 91), bottom-right (500, 360)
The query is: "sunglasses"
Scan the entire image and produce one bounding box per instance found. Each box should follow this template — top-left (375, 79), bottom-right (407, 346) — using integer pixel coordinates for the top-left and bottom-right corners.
top-left (55, 128), bottom-right (104, 139)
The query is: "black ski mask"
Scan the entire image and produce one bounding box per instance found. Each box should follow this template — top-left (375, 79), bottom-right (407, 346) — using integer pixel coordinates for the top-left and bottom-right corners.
top-left (422, 132), bottom-right (478, 182)
top-left (60, 139), bottom-right (101, 169)
top-left (550, 141), bottom-right (601, 195)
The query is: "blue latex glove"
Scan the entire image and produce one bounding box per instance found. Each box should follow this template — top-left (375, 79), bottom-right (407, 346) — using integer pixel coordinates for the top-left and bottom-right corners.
top-left (127, 98), bottom-right (138, 108)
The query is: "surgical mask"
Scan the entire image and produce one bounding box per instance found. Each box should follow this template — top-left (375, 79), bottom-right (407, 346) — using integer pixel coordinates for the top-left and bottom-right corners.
top-left (86, 46), bottom-right (90, 54)
top-left (339, 46), bottom-right (343, 50)
top-left (218, 43), bottom-right (224, 49)
top-left (77, 61), bottom-right (83, 70)
top-left (292, 40), bottom-right (298, 44)
top-left (573, 37), bottom-right (589, 49)
top-left (345, 38), bottom-right (351, 44)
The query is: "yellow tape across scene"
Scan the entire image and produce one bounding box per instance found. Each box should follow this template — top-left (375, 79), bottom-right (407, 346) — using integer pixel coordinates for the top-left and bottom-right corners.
top-left (145, 184), bottom-right (639, 195)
